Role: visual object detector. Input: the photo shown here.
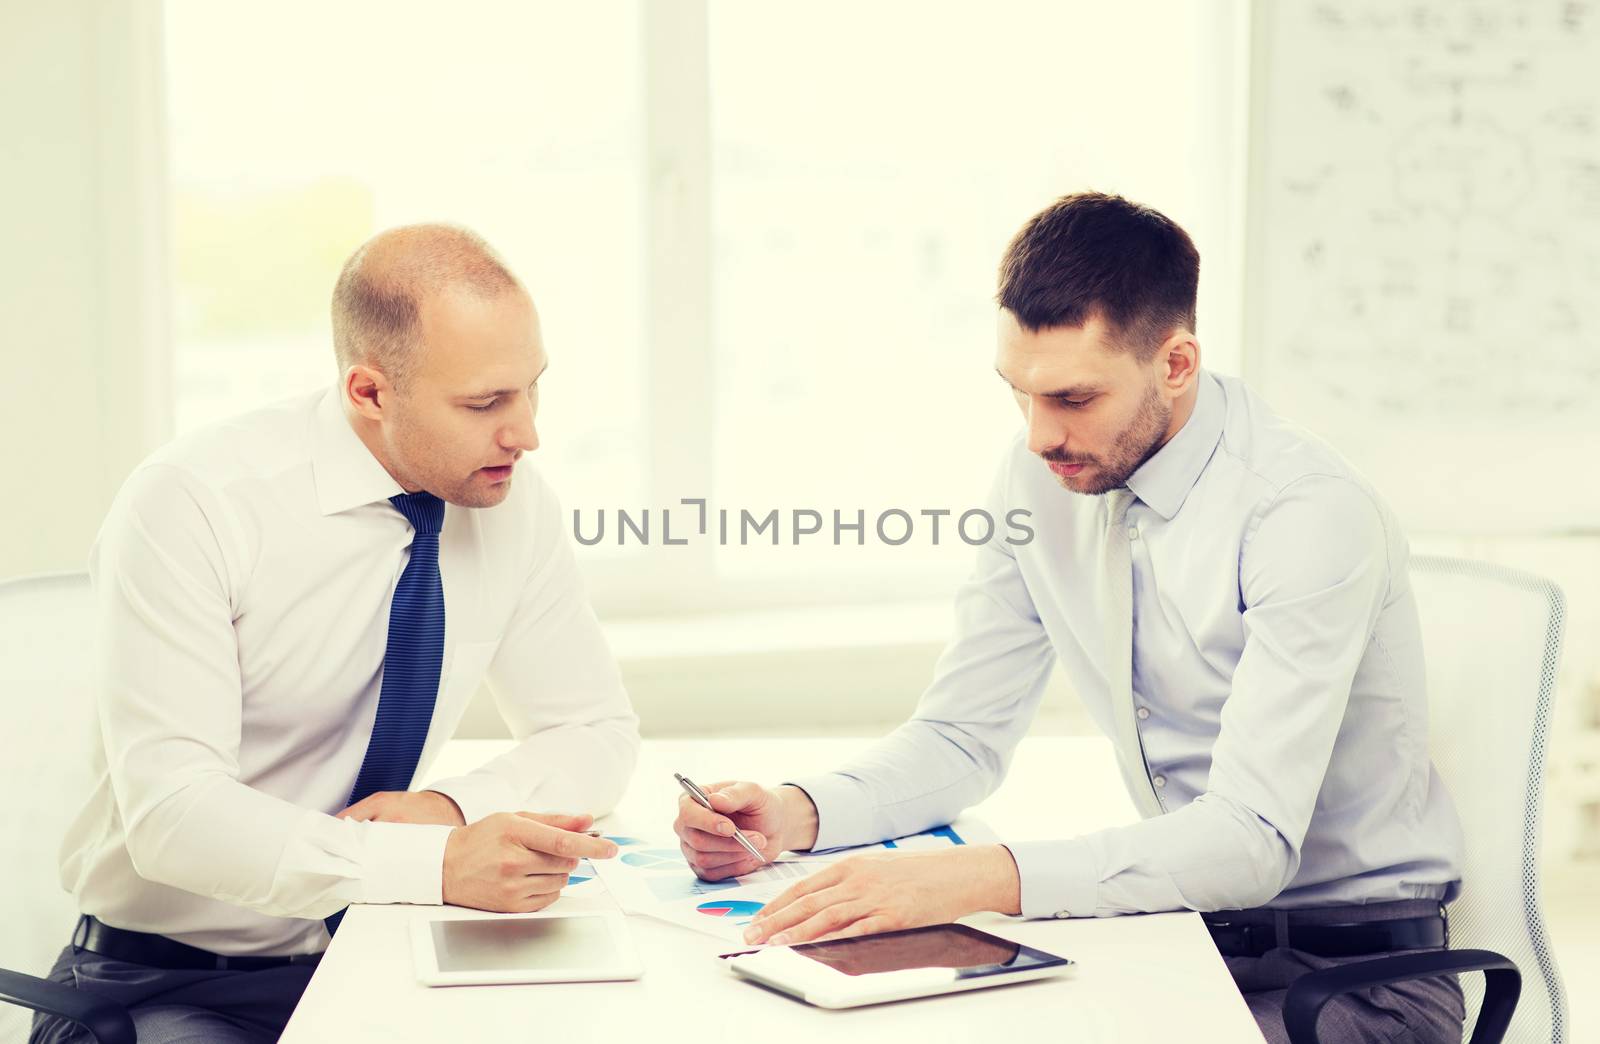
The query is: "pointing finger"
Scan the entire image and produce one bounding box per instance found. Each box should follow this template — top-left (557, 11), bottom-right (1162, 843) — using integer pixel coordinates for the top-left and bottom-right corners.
top-left (511, 815), bottom-right (619, 859)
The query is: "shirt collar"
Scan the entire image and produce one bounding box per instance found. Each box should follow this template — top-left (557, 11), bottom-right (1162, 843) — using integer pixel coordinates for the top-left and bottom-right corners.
top-left (311, 388), bottom-right (407, 516)
top-left (1124, 370), bottom-right (1225, 521)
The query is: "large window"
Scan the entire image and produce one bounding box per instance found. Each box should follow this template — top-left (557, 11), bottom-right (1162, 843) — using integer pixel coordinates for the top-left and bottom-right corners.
top-left (706, 2), bottom-right (1246, 601)
top-left (165, 1), bottom-right (1247, 616)
top-left (165, 2), bottom-right (647, 519)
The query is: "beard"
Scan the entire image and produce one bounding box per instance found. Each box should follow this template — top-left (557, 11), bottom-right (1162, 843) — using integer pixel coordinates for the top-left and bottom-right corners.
top-left (1041, 381), bottom-right (1171, 495)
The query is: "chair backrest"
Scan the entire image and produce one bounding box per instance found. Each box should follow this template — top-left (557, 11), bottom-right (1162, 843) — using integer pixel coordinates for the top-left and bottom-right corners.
top-left (1410, 555), bottom-right (1569, 1044)
top-left (0, 572), bottom-right (99, 1043)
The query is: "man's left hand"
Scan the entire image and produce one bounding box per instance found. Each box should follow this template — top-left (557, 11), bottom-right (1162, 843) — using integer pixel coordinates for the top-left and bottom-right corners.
top-left (335, 790), bottom-right (466, 826)
top-left (741, 844), bottom-right (1022, 946)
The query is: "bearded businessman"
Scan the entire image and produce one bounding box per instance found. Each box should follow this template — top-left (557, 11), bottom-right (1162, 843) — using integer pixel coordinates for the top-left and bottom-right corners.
top-left (672, 193), bottom-right (1466, 1043)
top-left (33, 225), bottom-right (636, 1043)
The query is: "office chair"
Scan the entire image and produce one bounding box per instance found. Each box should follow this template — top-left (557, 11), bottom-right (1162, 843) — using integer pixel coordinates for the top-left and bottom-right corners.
top-left (0, 572), bottom-right (133, 1044)
top-left (1284, 556), bottom-right (1569, 1044)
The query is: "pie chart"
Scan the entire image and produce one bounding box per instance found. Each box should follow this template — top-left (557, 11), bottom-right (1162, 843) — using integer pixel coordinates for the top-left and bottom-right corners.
top-left (696, 899), bottom-right (764, 925)
top-left (621, 849), bottom-right (686, 870)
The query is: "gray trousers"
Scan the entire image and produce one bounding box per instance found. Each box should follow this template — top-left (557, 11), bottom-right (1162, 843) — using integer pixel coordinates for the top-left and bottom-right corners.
top-left (29, 945), bottom-right (316, 1044)
top-left (1227, 946), bottom-right (1465, 1043)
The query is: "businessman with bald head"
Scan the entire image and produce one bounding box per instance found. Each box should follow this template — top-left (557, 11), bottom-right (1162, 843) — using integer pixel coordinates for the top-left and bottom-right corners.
top-left (32, 226), bottom-right (638, 1043)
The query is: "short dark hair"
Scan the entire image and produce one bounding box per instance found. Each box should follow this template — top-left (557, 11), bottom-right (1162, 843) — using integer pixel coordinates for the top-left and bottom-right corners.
top-left (997, 192), bottom-right (1199, 359)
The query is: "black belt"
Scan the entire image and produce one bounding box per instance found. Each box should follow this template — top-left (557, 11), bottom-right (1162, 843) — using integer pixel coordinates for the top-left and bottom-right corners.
top-left (1202, 901), bottom-right (1447, 959)
top-left (76, 916), bottom-right (323, 972)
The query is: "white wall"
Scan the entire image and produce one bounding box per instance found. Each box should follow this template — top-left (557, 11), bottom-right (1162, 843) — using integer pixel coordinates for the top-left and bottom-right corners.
top-left (0, 3), bottom-right (170, 581)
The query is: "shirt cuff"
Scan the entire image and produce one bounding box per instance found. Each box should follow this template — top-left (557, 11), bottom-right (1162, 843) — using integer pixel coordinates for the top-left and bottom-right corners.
top-left (1002, 838), bottom-right (1100, 919)
top-left (425, 774), bottom-right (522, 825)
top-left (782, 773), bottom-right (877, 852)
top-left (358, 822), bottom-right (455, 905)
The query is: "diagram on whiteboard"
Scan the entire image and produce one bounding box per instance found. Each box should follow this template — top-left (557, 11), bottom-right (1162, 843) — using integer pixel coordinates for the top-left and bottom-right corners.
top-left (1249, 1), bottom-right (1600, 533)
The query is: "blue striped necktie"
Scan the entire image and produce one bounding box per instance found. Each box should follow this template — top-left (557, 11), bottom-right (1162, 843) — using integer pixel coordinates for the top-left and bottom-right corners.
top-left (327, 491), bottom-right (446, 936)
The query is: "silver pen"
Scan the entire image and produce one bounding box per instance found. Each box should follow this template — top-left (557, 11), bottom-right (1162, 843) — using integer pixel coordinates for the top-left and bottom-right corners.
top-left (674, 772), bottom-right (770, 866)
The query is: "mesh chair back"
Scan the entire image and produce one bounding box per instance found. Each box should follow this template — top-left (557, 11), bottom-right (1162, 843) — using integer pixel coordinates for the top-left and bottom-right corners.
top-left (1411, 555), bottom-right (1568, 1043)
top-left (0, 572), bottom-right (99, 1043)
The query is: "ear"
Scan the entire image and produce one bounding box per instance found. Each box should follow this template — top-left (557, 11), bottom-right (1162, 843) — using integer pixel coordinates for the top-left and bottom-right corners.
top-left (344, 364), bottom-right (391, 422)
top-left (1157, 332), bottom-right (1200, 393)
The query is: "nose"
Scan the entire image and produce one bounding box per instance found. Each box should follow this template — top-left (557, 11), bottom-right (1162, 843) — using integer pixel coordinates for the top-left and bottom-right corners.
top-left (1023, 397), bottom-right (1067, 458)
top-left (500, 397), bottom-right (539, 454)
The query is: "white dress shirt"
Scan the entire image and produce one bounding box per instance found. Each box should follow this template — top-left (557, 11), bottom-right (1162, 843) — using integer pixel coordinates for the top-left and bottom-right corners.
top-left (791, 371), bottom-right (1463, 920)
top-left (60, 388), bottom-right (639, 956)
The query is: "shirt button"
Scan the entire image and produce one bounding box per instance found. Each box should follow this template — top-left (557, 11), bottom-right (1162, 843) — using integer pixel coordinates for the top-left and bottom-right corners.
top-left (1152, 775), bottom-right (1167, 789)
top-left (1127, 525), bottom-right (1140, 540)
top-left (1136, 707), bottom-right (1150, 720)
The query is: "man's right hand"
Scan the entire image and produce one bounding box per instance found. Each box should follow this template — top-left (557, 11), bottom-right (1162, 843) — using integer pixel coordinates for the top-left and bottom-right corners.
top-left (673, 782), bottom-right (819, 881)
top-left (442, 811), bottom-right (618, 912)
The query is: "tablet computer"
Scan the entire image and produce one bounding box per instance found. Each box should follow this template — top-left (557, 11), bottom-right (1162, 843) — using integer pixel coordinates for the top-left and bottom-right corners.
top-left (411, 911), bottom-right (642, 987)
top-left (720, 923), bottom-right (1072, 1009)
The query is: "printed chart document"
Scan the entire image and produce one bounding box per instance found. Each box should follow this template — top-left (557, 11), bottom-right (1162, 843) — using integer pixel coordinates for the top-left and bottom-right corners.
top-left (590, 822), bottom-right (996, 942)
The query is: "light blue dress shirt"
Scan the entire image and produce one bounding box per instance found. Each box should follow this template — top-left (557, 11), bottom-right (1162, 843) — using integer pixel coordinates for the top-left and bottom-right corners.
top-left (790, 372), bottom-right (1464, 919)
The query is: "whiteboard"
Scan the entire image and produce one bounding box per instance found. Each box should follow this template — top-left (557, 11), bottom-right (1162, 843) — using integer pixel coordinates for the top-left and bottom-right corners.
top-left (1244, 0), bottom-right (1600, 535)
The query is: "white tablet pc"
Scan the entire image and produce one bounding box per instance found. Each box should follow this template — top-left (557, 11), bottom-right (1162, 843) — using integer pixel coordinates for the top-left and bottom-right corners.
top-left (411, 911), bottom-right (642, 987)
top-left (721, 923), bottom-right (1073, 1009)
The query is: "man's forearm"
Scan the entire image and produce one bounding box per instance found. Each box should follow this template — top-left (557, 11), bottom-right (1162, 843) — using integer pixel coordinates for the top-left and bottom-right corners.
top-left (429, 716), bottom-right (640, 824)
top-left (964, 844), bottom-right (1023, 916)
top-left (122, 774), bottom-right (453, 917)
top-left (773, 786), bottom-right (1019, 917)
top-left (777, 784), bottom-right (821, 852)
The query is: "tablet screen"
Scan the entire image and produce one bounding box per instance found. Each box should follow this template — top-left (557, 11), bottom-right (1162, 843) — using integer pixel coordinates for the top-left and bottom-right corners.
top-left (430, 916), bottom-right (620, 974)
top-left (788, 924), bottom-right (1066, 978)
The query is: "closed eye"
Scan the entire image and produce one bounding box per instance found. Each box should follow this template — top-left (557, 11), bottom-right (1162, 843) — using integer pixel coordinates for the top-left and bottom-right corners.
top-left (466, 376), bottom-right (541, 412)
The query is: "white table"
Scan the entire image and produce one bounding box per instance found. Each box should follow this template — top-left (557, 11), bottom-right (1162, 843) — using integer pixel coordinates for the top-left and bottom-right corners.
top-left (282, 738), bottom-right (1263, 1043)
